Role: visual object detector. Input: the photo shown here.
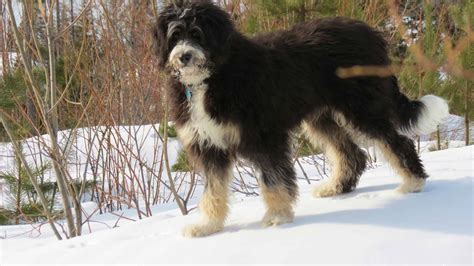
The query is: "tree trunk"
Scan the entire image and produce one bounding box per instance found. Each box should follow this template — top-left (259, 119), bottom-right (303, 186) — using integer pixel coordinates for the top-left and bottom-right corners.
top-left (46, 11), bottom-right (60, 137)
top-left (70, 0), bottom-right (74, 43)
top-left (297, 3), bottom-right (307, 23)
top-left (22, 1), bottom-right (38, 136)
top-left (436, 125), bottom-right (441, 150)
top-left (8, 0), bottom-right (78, 238)
top-left (465, 80), bottom-right (471, 146)
top-left (0, 0), bottom-right (8, 76)
top-left (45, 0), bottom-right (78, 237)
top-left (163, 101), bottom-right (188, 215)
top-left (55, 0), bottom-right (61, 56)
top-left (15, 154), bottom-right (22, 225)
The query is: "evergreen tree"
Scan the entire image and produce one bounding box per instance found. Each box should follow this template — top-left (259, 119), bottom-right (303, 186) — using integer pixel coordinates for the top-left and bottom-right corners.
top-left (441, 1), bottom-right (473, 145)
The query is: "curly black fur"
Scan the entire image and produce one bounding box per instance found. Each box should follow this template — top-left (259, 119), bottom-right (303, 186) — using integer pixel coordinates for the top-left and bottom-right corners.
top-left (152, 0), bottom-right (433, 232)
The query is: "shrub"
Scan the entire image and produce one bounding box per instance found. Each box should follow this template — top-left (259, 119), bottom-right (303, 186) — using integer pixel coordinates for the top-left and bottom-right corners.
top-left (0, 152), bottom-right (56, 224)
top-left (0, 208), bottom-right (15, 225)
top-left (427, 140), bottom-right (450, 152)
top-left (159, 123), bottom-right (177, 138)
top-left (172, 150), bottom-right (191, 172)
top-left (296, 135), bottom-right (322, 157)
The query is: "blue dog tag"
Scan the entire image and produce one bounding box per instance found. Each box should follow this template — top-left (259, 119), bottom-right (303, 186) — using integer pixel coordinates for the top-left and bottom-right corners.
top-left (185, 87), bottom-right (192, 101)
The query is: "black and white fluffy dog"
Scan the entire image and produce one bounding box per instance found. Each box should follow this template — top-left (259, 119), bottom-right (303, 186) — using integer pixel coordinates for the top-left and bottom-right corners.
top-left (152, 0), bottom-right (449, 237)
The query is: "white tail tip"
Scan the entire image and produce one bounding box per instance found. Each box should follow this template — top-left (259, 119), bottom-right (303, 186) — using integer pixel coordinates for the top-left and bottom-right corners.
top-left (413, 95), bottom-right (449, 135)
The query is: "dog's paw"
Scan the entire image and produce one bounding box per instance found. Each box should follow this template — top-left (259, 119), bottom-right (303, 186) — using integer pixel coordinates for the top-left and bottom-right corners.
top-left (312, 182), bottom-right (341, 198)
top-left (261, 209), bottom-right (294, 227)
top-left (396, 178), bottom-right (425, 194)
top-left (182, 222), bottom-right (223, 238)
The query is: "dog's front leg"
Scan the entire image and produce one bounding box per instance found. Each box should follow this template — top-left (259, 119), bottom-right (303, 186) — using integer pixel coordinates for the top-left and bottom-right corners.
top-left (183, 147), bottom-right (233, 238)
top-left (251, 145), bottom-right (298, 227)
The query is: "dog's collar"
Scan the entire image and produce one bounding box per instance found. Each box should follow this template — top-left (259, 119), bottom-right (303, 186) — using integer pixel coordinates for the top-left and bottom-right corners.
top-left (183, 82), bottom-right (204, 101)
top-left (184, 85), bottom-right (193, 101)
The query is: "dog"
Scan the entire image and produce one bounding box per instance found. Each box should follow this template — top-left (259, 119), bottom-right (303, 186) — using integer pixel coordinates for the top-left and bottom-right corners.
top-left (152, 0), bottom-right (449, 237)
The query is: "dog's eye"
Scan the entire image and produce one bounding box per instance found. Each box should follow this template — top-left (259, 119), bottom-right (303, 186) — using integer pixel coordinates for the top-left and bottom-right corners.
top-left (190, 30), bottom-right (202, 42)
top-left (170, 31), bottom-right (180, 43)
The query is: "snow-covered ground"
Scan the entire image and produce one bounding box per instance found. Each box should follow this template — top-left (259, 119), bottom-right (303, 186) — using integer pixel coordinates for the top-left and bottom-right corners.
top-left (0, 52), bottom-right (18, 76)
top-left (0, 145), bottom-right (472, 264)
top-left (430, 114), bottom-right (473, 142)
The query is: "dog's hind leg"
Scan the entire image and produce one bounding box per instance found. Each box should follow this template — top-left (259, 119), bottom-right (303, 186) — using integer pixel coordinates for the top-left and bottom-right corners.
top-left (303, 112), bottom-right (367, 197)
top-left (350, 113), bottom-right (428, 193)
top-left (373, 128), bottom-right (428, 193)
top-left (252, 141), bottom-right (298, 227)
top-left (182, 145), bottom-right (234, 237)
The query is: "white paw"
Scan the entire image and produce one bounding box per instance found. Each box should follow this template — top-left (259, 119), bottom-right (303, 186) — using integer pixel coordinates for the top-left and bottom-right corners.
top-left (312, 182), bottom-right (341, 198)
top-left (182, 222), bottom-right (223, 238)
top-left (396, 179), bottom-right (425, 194)
top-left (261, 209), bottom-right (294, 227)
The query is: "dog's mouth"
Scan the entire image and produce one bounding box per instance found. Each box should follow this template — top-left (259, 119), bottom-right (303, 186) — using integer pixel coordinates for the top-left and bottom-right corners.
top-left (172, 65), bottom-right (210, 86)
top-left (168, 42), bottom-right (210, 85)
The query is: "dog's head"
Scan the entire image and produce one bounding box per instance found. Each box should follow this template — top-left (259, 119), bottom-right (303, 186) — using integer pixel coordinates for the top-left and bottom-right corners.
top-left (152, 0), bottom-right (234, 85)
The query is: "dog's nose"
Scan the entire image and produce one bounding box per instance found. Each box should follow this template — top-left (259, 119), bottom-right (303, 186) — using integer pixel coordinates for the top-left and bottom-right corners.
top-left (180, 53), bottom-right (192, 65)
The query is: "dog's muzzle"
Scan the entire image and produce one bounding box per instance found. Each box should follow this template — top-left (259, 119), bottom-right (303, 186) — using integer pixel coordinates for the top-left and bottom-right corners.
top-left (168, 41), bottom-right (209, 85)
top-left (169, 41), bottom-right (206, 69)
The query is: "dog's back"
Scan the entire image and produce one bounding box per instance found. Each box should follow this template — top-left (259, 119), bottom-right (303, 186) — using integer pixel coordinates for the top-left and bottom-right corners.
top-left (252, 17), bottom-right (389, 68)
top-left (251, 17), bottom-right (447, 135)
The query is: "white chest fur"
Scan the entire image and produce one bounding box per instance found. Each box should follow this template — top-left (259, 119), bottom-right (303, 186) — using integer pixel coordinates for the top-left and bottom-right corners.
top-left (177, 86), bottom-right (240, 150)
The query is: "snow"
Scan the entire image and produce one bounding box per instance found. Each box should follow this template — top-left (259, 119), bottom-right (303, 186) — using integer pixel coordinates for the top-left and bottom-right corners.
top-left (0, 53), bottom-right (18, 75)
top-left (0, 124), bottom-right (183, 208)
top-left (0, 146), bottom-right (472, 264)
top-left (438, 114), bottom-right (474, 141)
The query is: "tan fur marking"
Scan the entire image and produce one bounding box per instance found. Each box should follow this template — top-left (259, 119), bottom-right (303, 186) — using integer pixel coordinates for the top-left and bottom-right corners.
top-left (376, 141), bottom-right (425, 193)
top-left (303, 122), bottom-right (345, 197)
top-left (260, 185), bottom-right (295, 227)
top-left (183, 168), bottom-right (231, 237)
top-left (200, 176), bottom-right (229, 222)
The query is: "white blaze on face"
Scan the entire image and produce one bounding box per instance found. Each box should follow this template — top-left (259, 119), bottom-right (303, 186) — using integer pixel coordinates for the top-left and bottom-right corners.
top-left (168, 41), bottom-right (209, 85)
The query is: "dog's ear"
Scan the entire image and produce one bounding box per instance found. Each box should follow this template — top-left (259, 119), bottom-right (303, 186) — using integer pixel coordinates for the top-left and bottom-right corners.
top-left (151, 17), bottom-right (169, 69)
top-left (198, 3), bottom-right (235, 65)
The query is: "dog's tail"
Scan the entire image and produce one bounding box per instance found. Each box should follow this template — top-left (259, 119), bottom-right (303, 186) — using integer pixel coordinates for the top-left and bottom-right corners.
top-left (394, 83), bottom-right (449, 136)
